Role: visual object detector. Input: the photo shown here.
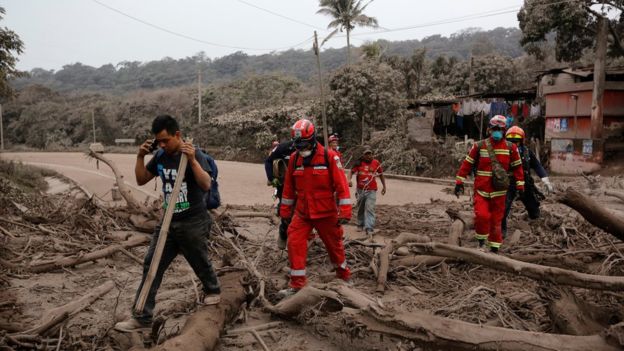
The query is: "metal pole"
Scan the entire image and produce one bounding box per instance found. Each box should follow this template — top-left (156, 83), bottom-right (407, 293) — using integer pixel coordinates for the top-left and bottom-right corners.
top-left (91, 109), bottom-right (96, 143)
top-left (0, 103), bottom-right (4, 151)
top-left (572, 94), bottom-right (578, 138)
top-left (313, 31), bottom-right (329, 148)
top-left (198, 68), bottom-right (202, 124)
top-left (591, 16), bottom-right (607, 141)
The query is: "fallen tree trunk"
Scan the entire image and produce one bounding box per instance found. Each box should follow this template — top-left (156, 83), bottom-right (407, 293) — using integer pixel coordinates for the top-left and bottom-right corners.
top-left (29, 235), bottom-right (149, 273)
top-left (447, 219), bottom-right (464, 246)
top-left (410, 242), bottom-right (624, 291)
top-left (605, 189), bottom-right (624, 203)
top-left (376, 233), bottom-right (431, 293)
top-left (269, 286), bottom-right (343, 317)
top-left (392, 255), bottom-right (454, 267)
top-left (88, 150), bottom-right (149, 213)
top-left (558, 187), bottom-right (624, 241)
top-left (141, 272), bottom-right (247, 351)
top-left (547, 288), bottom-right (604, 335)
top-left (270, 285), bottom-right (618, 351)
top-left (346, 309), bottom-right (620, 351)
top-left (18, 280), bottom-right (115, 336)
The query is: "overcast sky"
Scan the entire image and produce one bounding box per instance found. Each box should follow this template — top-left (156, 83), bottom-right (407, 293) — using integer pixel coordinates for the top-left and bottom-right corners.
top-left (3, 0), bottom-right (524, 71)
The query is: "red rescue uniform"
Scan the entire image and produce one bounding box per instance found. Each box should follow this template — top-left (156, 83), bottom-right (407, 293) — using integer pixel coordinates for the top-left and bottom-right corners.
top-left (280, 144), bottom-right (352, 289)
top-left (456, 137), bottom-right (525, 249)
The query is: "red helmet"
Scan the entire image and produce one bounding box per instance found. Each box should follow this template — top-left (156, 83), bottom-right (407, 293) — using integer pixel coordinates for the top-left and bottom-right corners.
top-left (291, 119), bottom-right (315, 140)
top-left (506, 126), bottom-right (525, 141)
top-left (328, 134), bottom-right (339, 143)
top-left (489, 115), bottom-right (507, 129)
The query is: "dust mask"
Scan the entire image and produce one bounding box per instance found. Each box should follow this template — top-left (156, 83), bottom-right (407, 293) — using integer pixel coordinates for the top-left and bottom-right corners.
top-left (491, 131), bottom-right (503, 141)
top-left (300, 150), bottom-right (312, 157)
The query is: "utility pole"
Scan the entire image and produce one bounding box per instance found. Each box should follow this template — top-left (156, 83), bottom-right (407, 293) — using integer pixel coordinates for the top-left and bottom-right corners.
top-left (468, 55), bottom-right (475, 95)
top-left (197, 68), bottom-right (202, 124)
top-left (91, 109), bottom-right (96, 143)
top-left (591, 16), bottom-right (607, 142)
top-left (0, 103), bottom-right (4, 151)
top-left (313, 31), bottom-right (329, 148)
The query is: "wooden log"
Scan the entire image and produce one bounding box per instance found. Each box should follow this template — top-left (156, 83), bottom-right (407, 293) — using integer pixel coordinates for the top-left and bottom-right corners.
top-left (547, 288), bottom-right (604, 335)
top-left (411, 242), bottom-right (624, 291)
top-left (226, 322), bottom-right (284, 335)
top-left (605, 189), bottom-right (624, 203)
top-left (269, 286), bottom-right (343, 317)
top-left (391, 255), bottom-right (453, 267)
top-left (376, 233), bottom-right (431, 293)
top-left (558, 187), bottom-right (624, 241)
top-left (141, 272), bottom-right (248, 351)
top-left (28, 235), bottom-right (149, 273)
top-left (88, 151), bottom-right (147, 212)
top-left (135, 147), bottom-right (189, 313)
top-left (348, 309), bottom-right (620, 351)
top-left (19, 280), bottom-right (114, 336)
top-left (447, 219), bottom-right (464, 246)
top-left (445, 208), bottom-right (474, 230)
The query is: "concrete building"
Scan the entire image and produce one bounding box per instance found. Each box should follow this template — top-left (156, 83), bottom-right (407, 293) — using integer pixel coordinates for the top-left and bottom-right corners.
top-left (539, 66), bottom-right (624, 174)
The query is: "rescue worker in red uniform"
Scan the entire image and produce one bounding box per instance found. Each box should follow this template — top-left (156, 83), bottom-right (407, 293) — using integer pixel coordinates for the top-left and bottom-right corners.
top-left (328, 134), bottom-right (343, 163)
top-left (454, 115), bottom-right (525, 253)
top-left (279, 119), bottom-right (352, 296)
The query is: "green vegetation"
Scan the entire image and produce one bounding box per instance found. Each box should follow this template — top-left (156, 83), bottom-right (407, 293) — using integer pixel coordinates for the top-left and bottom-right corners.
top-left (518, 0), bottom-right (624, 61)
top-left (11, 27), bottom-right (528, 94)
top-left (0, 6), bottom-right (24, 98)
top-left (317, 0), bottom-right (379, 64)
top-left (0, 160), bottom-right (57, 192)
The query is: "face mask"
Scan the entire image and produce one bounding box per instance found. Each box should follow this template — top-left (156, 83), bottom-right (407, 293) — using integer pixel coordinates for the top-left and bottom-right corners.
top-left (491, 130), bottom-right (503, 141)
top-left (300, 150), bottom-right (312, 157)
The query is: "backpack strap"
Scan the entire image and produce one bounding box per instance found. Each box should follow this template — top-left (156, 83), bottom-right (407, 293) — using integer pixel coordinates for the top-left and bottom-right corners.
top-left (485, 138), bottom-right (503, 168)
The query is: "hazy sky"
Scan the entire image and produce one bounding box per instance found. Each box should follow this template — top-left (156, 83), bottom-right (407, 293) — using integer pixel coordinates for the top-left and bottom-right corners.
top-left (3, 0), bottom-right (524, 71)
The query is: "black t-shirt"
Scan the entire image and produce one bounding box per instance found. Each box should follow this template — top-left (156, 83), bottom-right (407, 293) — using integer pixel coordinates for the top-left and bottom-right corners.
top-left (146, 148), bottom-right (211, 221)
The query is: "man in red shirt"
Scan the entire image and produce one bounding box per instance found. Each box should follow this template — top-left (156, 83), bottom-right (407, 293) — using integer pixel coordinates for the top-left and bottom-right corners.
top-left (328, 134), bottom-right (343, 163)
top-left (349, 147), bottom-right (386, 238)
top-left (279, 119), bottom-right (352, 296)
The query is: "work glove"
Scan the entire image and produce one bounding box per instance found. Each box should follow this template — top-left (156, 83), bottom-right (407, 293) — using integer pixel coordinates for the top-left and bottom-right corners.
top-left (541, 177), bottom-right (554, 195)
top-left (279, 204), bottom-right (292, 220)
top-left (337, 204), bottom-right (352, 223)
top-left (454, 183), bottom-right (465, 198)
top-left (271, 178), bottom-right (282, 188)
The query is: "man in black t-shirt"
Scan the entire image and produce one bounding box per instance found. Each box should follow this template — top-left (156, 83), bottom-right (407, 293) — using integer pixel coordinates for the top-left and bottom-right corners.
top-left (265, 140), bottom-right (295, 249)
top-left (115, 115), bottom-right (220, 333)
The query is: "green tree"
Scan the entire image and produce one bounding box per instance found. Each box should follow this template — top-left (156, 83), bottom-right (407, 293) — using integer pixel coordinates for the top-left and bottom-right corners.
top-left (518, 0), bottom-right (624, 61)
top-left (317, 0), bottom-right (379, 65)
top-left (326, 61), bottom-right (403, 145)
top-left (384, 48), bottom-right (427, 100)
top-left (0, 7), bottom-right (24, 98)
top-left (360, 41), bottom-right (383, 61)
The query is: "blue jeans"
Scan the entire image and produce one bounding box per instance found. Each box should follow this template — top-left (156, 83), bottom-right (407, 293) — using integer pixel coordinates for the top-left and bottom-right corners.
top-left (356, 189), bottom-right (377, 231)
top-left (132, 212), bottom-right (220, 324)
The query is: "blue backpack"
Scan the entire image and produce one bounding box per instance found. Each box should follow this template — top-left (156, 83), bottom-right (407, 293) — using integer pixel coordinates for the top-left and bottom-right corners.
top-left (199, 150), bottom-right (221, 210)
top-left (155, 148), bottom-right (221, 209)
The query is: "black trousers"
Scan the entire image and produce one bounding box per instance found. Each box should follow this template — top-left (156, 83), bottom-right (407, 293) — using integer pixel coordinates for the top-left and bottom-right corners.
top-left (502, 184), bottom-right (541, 237)
top-left (275, 185), bottom-right (290, 241)
top-left (132, 211), bottom-right (220, 323)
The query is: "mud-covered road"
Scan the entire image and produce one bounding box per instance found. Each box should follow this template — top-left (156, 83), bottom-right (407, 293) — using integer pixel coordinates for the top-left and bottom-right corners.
top-left (1, 152), bottom-right (458, 205)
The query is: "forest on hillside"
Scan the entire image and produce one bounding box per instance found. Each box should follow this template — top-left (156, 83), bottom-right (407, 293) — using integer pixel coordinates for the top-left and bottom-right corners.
top-left (10, 27), bottom-right (525, 93)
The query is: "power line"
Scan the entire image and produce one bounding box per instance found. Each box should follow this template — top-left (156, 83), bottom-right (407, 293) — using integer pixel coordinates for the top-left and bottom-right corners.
top-left (330, 0), bottom-right (579, 40)
top-left (236, 0), bottom-right (326, 31)
top-left (90, 0), bottom-right (313, 52)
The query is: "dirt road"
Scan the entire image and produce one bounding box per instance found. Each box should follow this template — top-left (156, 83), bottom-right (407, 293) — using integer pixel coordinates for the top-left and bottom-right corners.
top-left (1, 152), bottom-right (458, 205)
